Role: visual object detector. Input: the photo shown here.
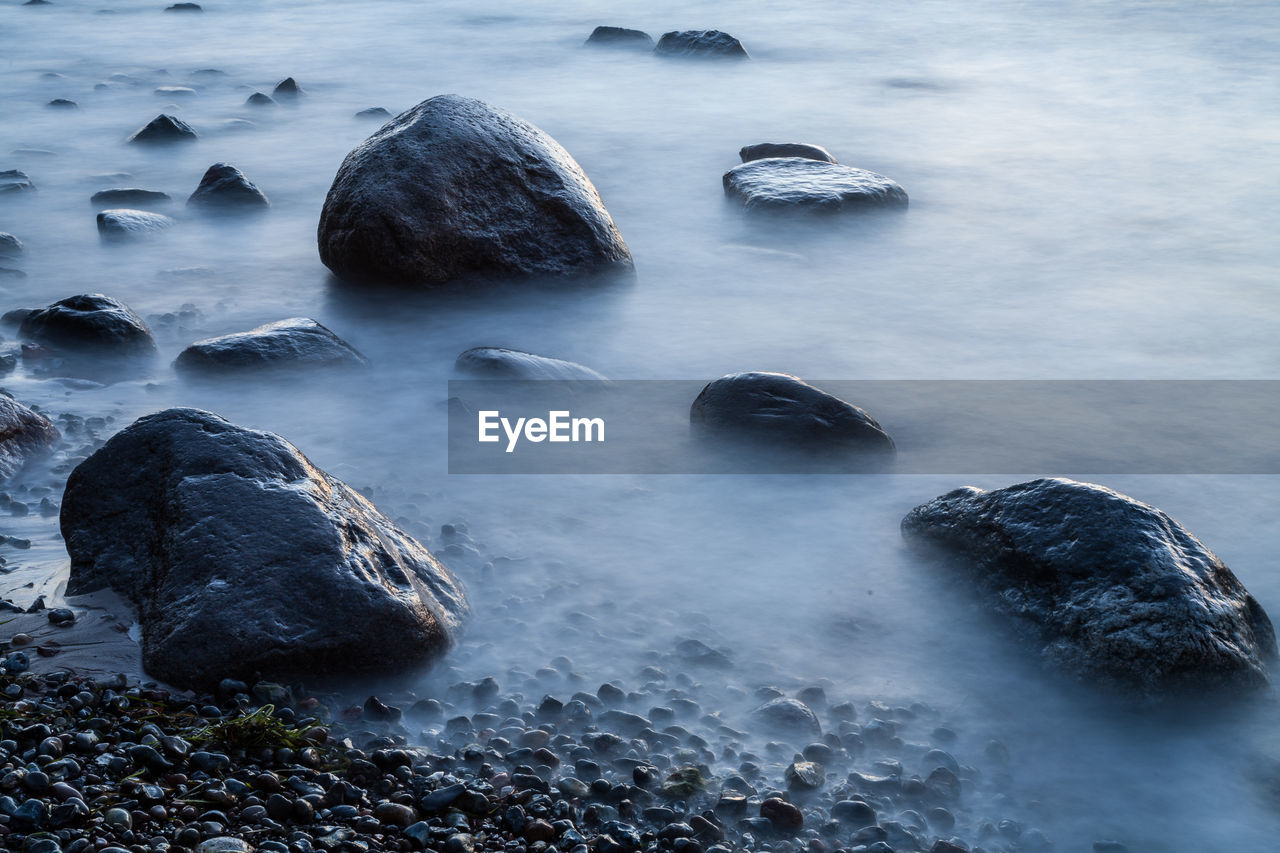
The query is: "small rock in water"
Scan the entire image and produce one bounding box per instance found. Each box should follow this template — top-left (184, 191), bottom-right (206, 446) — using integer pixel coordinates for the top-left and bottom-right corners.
top-left (723, 158), bottom-right (908, 212)
top-left (750, 697), bottom-right (822, 738)
top-left (740, 142), bottom-right (837, 164)
top-left (585, 26), bottom-right (653, 49)
top-left (654, 30), bottom-right (749, 59)
top-left (245, 92), bottom-right (275, 107)
top-left (165, 2), bottom-right (203, 11)
top-left (175, 317), bottom-right (367, 376)
top-left (47, 98), bottom-right (78, 108)
top-left (456, 346), bottom-right (606, 381)
top-left (91, 188), bottom-right (172, 208)
top-left (97, 208), bottom-right (175, 239)
top-left (760, 797), bottom-right (803, 830)
top-left (354, 106), bottom-right (390, 119)
top-left (0, 395), bottom-right (60, 482)
top-left (155, 85), bottom-right (197, 97)
top-left (187, 162), bottom-right (269, 210)
top-left (785, 760), bottom-right (824, 790)
top-left (0, 232), bottom-right (23, 256)
top-left (661, 766), bottom-right (705, 797)
top-left (47, 608), bottom-right (76, 626)
top-left (272, 76), bottom-right (303, 100)
top-left (0, 170), bottom-right (35, 194)
top-left (19, 293), bottom-right (158, 357)
top-left (127, 114), bottom-right (197, 144)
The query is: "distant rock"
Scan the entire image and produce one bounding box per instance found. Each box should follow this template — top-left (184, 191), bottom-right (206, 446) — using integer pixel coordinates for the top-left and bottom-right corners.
top-left (23, 0), bottom-right (52, 6)
top-left (690, 372), bottom-right (893, 452)
top-left (654, 30), bottom-right (749, 59)
top-left (751, 697), bottom-right (821, 738)
top-left (175, 318), bottom-right (367, 376)
top-left (272, 77), bottom-right (302, 100)
top-left (90, 188), bottom-right (171, 208)
top-left (0, 170), bottom-right (34, 194)
top-left (155, 85), bottom-right (197, 97)
top-left (127, 114), bottom-right (197, 144)
top-left (245, 92), bottom-right (275, 107)
top-left (186, 163), bottom-right (269, 210)
top-left (354, 106), bottom-right (390, 120)
top-left (901, 478), bottom-right (1279, 695)
top-left (585, 26), bottom-right (653, 49)
top-left (723, 158), bottom-right (907, 212)
top-left (97, 208), bottom-right (176, 239)
top-left (0, 233), bottom-right (23, 257)
top-left (164, 2), bottom-right (202, 11)
top-left (191, 68), bottom-right (225, 78)
top-left (46, 98), bottom-right (78, 109)
top-left (318, 94), bottom-right (632, 287)
top-left (740, 142), bottom-right (836, 164)
top-left (456, 347), bottom-right (606, 381)
top-left (61, 407), bottom-right (470, 689)
top-left (0, 396), bottom-right (59, 482)
top-left (19, 293), bottom-right (157, 358)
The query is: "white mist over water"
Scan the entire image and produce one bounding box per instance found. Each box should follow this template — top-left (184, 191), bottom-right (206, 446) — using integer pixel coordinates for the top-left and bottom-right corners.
top-left (3, 0), bottom-right (1280, 849)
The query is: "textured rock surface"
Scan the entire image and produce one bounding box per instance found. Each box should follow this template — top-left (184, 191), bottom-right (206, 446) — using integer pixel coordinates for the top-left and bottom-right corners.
top-left (724, 158), bottom-right (907, 212)
top-left (901, 478), bottom-right (1277, 694)
top-left (0, 395), bottom-right (59, 482)
top-left (62, 408), bottom-right (469, 689)
top-left (740, 142), bottom-right (837, 164)
top-left (0, 170), bottom-right (35, 194)
top-left (585, 26), bottom-right (653, 48)
top-left (127, 114), bottom-right (197, 144)
top-left (187, 162), bottom-right (269, 210)
top-left (691, 372), bottom-right (893, 451)
top-left (273, 77), bottom-right (302, 100)
top-left (19, 293), bottom-right (157, 357)
top-left (456, 347), bottom-right (605, 381)
top-left (318, 94), bottom-right (632, 287)
top-left (96, 208), bottom-right (175, 238)
top-left (175, 318), bottom-right (367, 375)
top-left (654, 30), bottom-right (749, 59)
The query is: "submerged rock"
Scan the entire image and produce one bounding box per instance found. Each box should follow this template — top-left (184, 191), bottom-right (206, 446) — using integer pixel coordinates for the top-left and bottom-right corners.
top-left (585, 26), bottom-right (653, 49)
top-left (19, 293), bottom-right (157, 357)
top-left (175, 318), bottom-right (367, 376)
top-left (97, 208), bottom-right (175, 238)
top-left (456, 347), bottom-right (605, 381)
top-left (0, 170), bottom-right (35, 194)
top-left (186, 163), bottom-right (269, 210)
top-left (155, 85), bottom-right (197, 98)
top-left (723, 158), bottom-right (907, 212)
top-left (654, 30), bottom-right (749, 59)
top-left (90, 188), bottom-right (172, 208)
top-left (690, 372), bottom-right (893, 451)
top-left (272, 77), bottom-right (302, 100)
top-left (0, 396), bottom-right (59, 482)
top-left (901, 478), bottom-right (1278, 694)
top-left (0, 233), bottom-right (23, 257)
top-left (47, 98), bottom-right (78, 109)
top-left (245, 92), bottom-right (275, 107)
top-left (740, 142), bottom-right (837, 164)
top-left (127, 114), bottom-right (197, 144)
top-left (62, 407), bottom-right (469, 689)
top-left (165, 2), bottom-right (202, 10)
top-left (354, 106), bottom-right (391, 120)
top-left (318, 94), bottom-right (632, 287)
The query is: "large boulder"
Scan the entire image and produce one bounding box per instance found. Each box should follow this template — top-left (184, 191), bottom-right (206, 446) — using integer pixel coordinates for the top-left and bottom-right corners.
top-left (61, 408), bottom-right (469, 689)
top-left (690, 372), bottom-right (893, 452)
top-left (456, 346), bottom-right (605, 381)
top-left (19, 294), bottom-right (157, 357)
top-left (187, 163), bottom-right (269, 210)
top-left (175, 318), bottom-right (367, 376)
top-left (97, 208), bottom-right (175, 239)
top-left (318, 94), bottom-right (633, 287)
top-left (0, 395), bottom-right (59, 481)
top-left (723, 158), bottom-right (908, 212)
top-left (901, 478), bottom-right (1277, 695)
top-left (654, 30), bottom-right (749, 59)
top-left (740, 142), bottom-right (836, 164)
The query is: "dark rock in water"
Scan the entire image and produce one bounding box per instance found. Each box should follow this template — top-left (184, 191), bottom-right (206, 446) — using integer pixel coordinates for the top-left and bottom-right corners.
top-left (175, 317), bottom-right (368, 376)
top-left (691, 372), bottom-right (893, 452)
top-left (750, 697), bottom-right (821, 738)
top-left (0, 233), bottom-right (23, 256)
top-left (760, 797), bottom-right (803, 831)
top-left (318, 94), bottom-right (632, 287)
top-left (0, 170), bottom-right (35, 194)
top-left (19, 293), bottom-right (157, 357)
top-left (354, 106), bottom-right (391, 120)
top-left (455, 346), bottom-right (605, 381)
top-left (272, 77), bottom-right (302, 100)
top-left (785, 760), bottom-right (825, 790)
top-left (245, 92), bottom-right (275, 107)
top-left (127, 114), bottom-right (197, 144)
top-left (187, 163), bottom-right (269, 210)
top-left (585, 26), bottom-right (653, 48)
top-left (740, 142), bottom-right (837, 164)
top-left (654, 30), bottom-right (749, 59)
top-left (0, 396), bottom-right (59, 482)
top-left (23, 0), bottom-right (52, 6)
top-left (61, 407), bottom-right (470, 689)
top-left (901, 478), bottom-right (1278, 694)
top-left (90, 188), bottom-right (171, 208)
top-left (96, 208), bottom-right (175, 239)
top-left (723, 158), bottom-right (907, 212)
top-left (165, 2), bottom-right (202, 11)
top-left (47, 98), bottom-right (78, 109)
top-left (155, 85), bottom-right (197, 98)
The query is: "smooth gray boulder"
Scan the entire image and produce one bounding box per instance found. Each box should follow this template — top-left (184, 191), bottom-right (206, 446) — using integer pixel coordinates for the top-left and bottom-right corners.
top-left (19, 293), bottom-right (157, 357)
top-left (97, 208), bottom-right (175, 238)
top-left (901, 478), bottom-right (1277, 695)
top-left (654, 30), bottom-right (749, 59)
top-left (318, 94), bottom-right (632, 287)
top-left (175, 318), bottom-right (367, 376)
top-left (62, 408), bottom-right (469, 689)
top-left (187, 163), bottom-right (269, 210)
top-left (691, 372), bottom-right (893, 451)
top-left (0, 396), bottom-right (59, 482)
top-left (585, 26), bottom-right (653, 49)
top-left (127, 114), bottom-right (197, 144)
top-left (724, 158), bottom-right (907, 212)
top-left (0, 170), bottom-right (34, 194)
top-left (740, 142), bottom-right (837, 164)
top-left (91, 188), bottom-right (171, 208)
top-left (456, 346), bottom-right (605, 381)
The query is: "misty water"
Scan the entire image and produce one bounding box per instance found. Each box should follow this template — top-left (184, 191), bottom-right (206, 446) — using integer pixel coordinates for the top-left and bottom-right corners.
top-left (3, 0), bottom-right (1280, 850)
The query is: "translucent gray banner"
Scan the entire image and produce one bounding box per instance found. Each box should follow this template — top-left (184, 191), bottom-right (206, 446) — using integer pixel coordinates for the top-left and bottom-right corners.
top-left (447, 380), bottom-right (1280, 474)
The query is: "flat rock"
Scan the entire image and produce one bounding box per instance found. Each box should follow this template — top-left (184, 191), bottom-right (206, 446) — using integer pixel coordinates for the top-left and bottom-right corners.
top-left (654, 30), bottom-right (749, 59)
top-left (740, 142), bottom-right (836, 164)
top-left (97, 208), bottom-right (175, 238)
top-left (690, 372), bottom-right (893, 451)
top-left (318, 94), bottom-right (632, 286)
top-left (0, 396), bottom-right (60, 482)
top-left (455, 347), bottom-right (605, 381)
top-left (0, 233), bottom-right (22, 257)
top-left (585, 26), bottom-right (653, 48)
top-left (245, 92), bottom-right (275, 107)
top-left (47, 98), bottom-right (78, 109)
top-left (127, 114), bottom-right (197, 144)
top-left (0, 170), bottom-right (34, 194)
top-left (165, 2), bottom-right (202, 11)
top-left (186, 162), bottom-right (269, 210)
top-left (19, 293), bottom-right (157, 357)
top-left (723, 158), bottom-right (907, 212)
top-left (90, 188), bottom-right (172, 208)
top-left (354, 106), bottom-right (391, 120)
top-left (62, 407), bottom-right (470, 689)
top-left (901, 478), bottom-right (1278, 694)
top-left (175, 318), bottom-right (367, 376)
top-left (155, 85), bottom-right (197, 97)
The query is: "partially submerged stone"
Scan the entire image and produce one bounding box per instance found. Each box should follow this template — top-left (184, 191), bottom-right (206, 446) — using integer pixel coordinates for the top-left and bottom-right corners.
top-left (0, 396), bottom-right (59, 482)
top-left (739, 142), bottom-right (837, 164)
top-left (97, 208), bottom-right (175, 239)
top-left (186, 163), bottom-right (269, 210)
top-left (127, 114), bottom-right (197, 144)
top-left (456, 347), bottom-right (605, 381)
top-left (723, 158), bottom-right (907, 212)
top-left (175, 318), bottom-right (367, 376)
top-left (654, 30), bottom-right (749, 59)
top-left (585, 26), bottom-right (653, 49)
